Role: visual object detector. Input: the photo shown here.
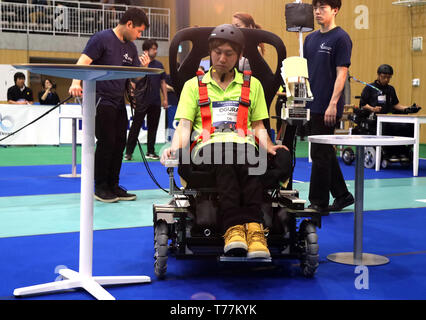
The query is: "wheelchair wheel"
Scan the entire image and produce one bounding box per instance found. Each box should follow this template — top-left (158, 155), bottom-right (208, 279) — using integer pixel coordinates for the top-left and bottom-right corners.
top-left (298, 219), bottom-right (319, 278)
top-left (154, 220), bottom-right (169, 279)
top-left (342, 147), bottom-right (355, 165)
top-left (364, 147), bottom-right (376, 169)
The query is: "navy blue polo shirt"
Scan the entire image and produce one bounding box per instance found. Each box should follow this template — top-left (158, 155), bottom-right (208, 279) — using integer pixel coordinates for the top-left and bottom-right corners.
top-left (303, 27), bottom-right (352, 118)
top-left (145, 59), bottom-right (166, 105)
top-left (82, 29), bottom-right (140, 108)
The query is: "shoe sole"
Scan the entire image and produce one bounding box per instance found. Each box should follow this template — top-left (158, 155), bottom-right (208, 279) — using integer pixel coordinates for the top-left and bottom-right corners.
top-left (247, 251), bottom-right (271, 259)
top-left (117, 195), bottom-right (137, 201)
top-left (329, 200), bottom-right (355, 211)
top-left (94, 195), bottom-right (119, 203)
top-left (224, 242), bottom-right (248, 256)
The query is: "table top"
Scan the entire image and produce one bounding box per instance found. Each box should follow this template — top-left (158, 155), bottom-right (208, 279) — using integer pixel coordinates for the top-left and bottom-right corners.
top-left (308, 135), bottom-right (415, 146)
top-left (376, 114), bottom-right (426, 119)
top-left (13, 64), bottom-right (163, 81)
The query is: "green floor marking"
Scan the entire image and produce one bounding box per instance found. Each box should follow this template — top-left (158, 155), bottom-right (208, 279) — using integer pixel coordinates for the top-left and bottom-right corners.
top-left (294, 177), bottom-right (426, 212)
top-left (1, 177), bottom-right (426, 238)
top-left (0, 189), bottom-right (171, 238)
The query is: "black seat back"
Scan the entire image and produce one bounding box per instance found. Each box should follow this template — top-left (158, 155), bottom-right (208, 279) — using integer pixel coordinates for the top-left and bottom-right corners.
top-left (169, 27), bottom-right (287, 108)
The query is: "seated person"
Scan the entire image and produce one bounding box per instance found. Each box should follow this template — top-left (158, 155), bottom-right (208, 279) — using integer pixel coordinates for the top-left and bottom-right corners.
top-left (7, 72), bottom-right (34, 105)
top-left (38, 78), bottom-right (60, 105)
top-left (161, 24), bottom-right (290, 259)
top-left (359, 64), bottom-right (421, 160)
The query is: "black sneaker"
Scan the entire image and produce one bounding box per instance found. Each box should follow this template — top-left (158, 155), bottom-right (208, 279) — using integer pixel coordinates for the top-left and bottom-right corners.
top-left (112, 185), bottom-right (137, 201)
top-left (328, 193), bottom-right (354, 212)
top-left (146, 152), bottom-right (160, 160)
top-left (124, 154), bottom-right (132, 161)
top-left (95, 188), bottom-right (119, 203)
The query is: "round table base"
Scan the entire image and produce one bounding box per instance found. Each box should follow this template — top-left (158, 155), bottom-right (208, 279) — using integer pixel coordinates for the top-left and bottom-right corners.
top-left (59, 173), bottom-right (81, 178)
top-left (327, 252), bottom-right (389, 266)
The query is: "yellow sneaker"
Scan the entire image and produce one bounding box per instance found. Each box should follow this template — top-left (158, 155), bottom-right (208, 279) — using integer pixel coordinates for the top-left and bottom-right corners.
top-left (246, 223), bottom-right (270, 259)
top-left (223, 225), bottom-right (248, 256)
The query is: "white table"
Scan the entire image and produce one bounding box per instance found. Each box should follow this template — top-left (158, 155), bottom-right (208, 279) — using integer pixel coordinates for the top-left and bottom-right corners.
top-left (59, 113), bottom-right (82, 178)
top-left (12, 64), bottom-right (163, 300)
top-left (308, 134), bottom-right (415, 266)
top-left (376, 114), bottom-right (426, 176)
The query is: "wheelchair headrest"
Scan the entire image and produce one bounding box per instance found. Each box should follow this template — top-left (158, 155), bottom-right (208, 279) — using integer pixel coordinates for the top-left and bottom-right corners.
top-left (169, 27), bottom-right (287, 108)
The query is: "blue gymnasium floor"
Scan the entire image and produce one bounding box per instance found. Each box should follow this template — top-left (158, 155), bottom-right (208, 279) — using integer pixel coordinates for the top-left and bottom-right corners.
top-left (1, 154), bottom-right (426, 300)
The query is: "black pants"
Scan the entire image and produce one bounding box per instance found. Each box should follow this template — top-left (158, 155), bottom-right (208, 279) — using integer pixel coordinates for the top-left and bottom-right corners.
top-left (126, 102), bottom-right (161, 155)
top-left (179, 143), bottom-right (265, 231)
top-left (94, 104), bottom-right (128, 189)
top-left (308, 113), bottom-right (349, 207)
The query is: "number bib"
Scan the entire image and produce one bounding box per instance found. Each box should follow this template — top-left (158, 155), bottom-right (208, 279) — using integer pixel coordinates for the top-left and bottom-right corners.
top-left (211, 101), bottom-right (239, 127)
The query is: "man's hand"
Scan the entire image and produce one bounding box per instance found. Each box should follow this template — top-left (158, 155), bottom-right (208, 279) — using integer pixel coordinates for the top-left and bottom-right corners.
top-left (139, 51), bottom-right (150, 67)
top-left (372, 106), bottom-right (382, 113)
top-left (324, 103), bottom-right (337, 127)
top-left (69, 80), bottom-right (83, 97)
top-left (267, 144), bottom-right (289, 156)
top-left (160, 147), bottom-right (174, 165)
top-left (162, 99), bottom-right (169, 109)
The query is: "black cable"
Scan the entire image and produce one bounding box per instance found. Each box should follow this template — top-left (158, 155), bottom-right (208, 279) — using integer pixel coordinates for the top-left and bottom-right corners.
top-left (135, 134), bottom-right (169, 194)
top-left (125, 81), bottom-right (169, 193)
top-left (0, 95), bottom-right (74, 143)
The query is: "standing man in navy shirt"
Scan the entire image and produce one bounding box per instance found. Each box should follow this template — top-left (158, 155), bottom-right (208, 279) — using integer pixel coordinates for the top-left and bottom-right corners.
top-left (68, 8), bottom-right (150, 203)
top-left (304, 0), bottom-right (354, 213)
top-left (125, 39), bottom-right (167, 160)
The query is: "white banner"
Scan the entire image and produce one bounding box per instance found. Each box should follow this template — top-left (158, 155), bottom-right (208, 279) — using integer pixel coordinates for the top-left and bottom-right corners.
top-left (0, 104), bottom-right (59, 145)
top-left (1, 104), bottom-right (166, 145)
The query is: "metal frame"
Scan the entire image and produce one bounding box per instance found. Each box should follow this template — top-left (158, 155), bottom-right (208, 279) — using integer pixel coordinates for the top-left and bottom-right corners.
top-left (392, 0), bottom-right (426, 7)
top-left (0, 1), bottom-right (170, 40)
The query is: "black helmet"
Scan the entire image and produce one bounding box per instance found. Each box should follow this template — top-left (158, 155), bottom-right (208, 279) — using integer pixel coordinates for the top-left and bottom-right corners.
top-left (208, 24), bottom-right (245, 50)
top-left (377, 64), bottom-right (393, 75)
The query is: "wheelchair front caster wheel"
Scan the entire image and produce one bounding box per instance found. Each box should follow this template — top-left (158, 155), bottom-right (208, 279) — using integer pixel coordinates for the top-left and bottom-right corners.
top-left (154, 220), bottom-right (169, 279)
top-left (342, 147), bottom-right (355, 165)
top-left (381, 159), bottom-right (389, 169)
top-left (364, 147), bottom-right (376, 169)
top-left (299, 219), bottom-right (319, 278)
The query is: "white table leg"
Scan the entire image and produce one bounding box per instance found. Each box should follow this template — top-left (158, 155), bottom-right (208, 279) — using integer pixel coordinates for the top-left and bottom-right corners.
top-left (79, 80), bottom-right (96, 278)
top-left (308, 141), bottom-right (312, 162)
top-left (376, 119), bottom-right (382, 171)
top-left (59, 118), bottom-right (81, 178)
top-left (413, 120), bottom-right (419, 177)
top-left (71, 118), bottom-right (78, 177)
top-left (13, 80), bottom-right (151, 300)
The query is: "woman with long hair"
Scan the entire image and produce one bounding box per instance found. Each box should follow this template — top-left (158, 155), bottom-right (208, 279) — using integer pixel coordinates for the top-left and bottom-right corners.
top-left (232, 12), bottom-right (265, 71)
top-left (39, 78), bottom-right (60, 105)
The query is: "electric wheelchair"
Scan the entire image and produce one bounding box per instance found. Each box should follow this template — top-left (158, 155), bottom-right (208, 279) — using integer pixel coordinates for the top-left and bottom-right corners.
top-left (342, 103), bottom-right (421, 169)
top-left (153, 27), bottom-right (326, 280)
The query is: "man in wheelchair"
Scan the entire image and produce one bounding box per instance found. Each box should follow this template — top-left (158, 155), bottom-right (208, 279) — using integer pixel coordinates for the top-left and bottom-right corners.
top-left (161, 24), bottom-right (291, 259)
top-left (358, 64), bottom-right (421, 162)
